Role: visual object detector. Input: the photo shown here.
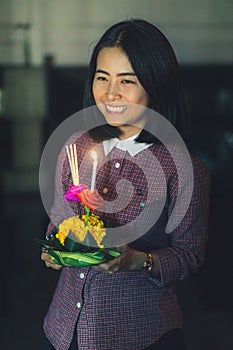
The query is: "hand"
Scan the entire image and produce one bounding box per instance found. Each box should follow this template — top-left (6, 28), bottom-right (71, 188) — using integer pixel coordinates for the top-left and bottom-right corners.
top-left (41, 248), bottom-right (63, 270)
top-left (92, 245), bottom-right (146, 274)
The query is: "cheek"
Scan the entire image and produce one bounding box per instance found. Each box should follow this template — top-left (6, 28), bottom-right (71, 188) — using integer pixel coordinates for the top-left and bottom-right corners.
top-left (92, 83), bottom-right (103, 103)
top-left (92, 83), bottom-right (97, 99)
top-left (140, 89), bottom-right (149, 105)
top-left (141, 94), bottom-right (149, 106)
top-left (132, 90), bottom-right (148, 106)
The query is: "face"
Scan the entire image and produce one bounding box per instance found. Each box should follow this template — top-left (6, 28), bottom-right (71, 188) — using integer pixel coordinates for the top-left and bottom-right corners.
top-left (92, 47), bottom-right (148, 139)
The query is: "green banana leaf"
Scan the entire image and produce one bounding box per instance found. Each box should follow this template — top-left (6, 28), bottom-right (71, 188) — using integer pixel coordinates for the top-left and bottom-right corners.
top-left (37, 231), bottom-right (121, 267)
top-left (49, 248), bottom-right (120, 267)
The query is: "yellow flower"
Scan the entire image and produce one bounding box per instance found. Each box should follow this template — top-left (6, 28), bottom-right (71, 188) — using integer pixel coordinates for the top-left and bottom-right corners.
top-left (88, 224), bottom-right (106, 248)
top-left (56, 214), bottom-right (106, 248)
top-left (55, 231), bottom-right (67, 246)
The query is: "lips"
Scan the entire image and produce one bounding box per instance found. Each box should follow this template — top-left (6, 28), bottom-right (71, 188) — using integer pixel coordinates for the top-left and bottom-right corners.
top-left (105, 104), bottom-right (127, 113)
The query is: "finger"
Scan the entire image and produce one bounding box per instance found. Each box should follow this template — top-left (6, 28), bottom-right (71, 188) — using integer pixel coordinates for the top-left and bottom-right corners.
top-left (98, 258), bottom-right (119, 270)
top-left (41, 252), bottom-right (62, 270)
top-left (41, 246), bottom-right (50, 253)
top-left (116, 245), bottom-right (128, 253)
top-left (95, 263), bottom-right (110, 271)
top-left (92, 266), bottom-right (115, 274)
top-left (45, 261), bottom-right (63, 270)
top-left (41, 252), bottom-right (54, 263)
top-left (92, 263), bottom-right (111, 272)
top-left (92, 258), bottom-right (120, 273)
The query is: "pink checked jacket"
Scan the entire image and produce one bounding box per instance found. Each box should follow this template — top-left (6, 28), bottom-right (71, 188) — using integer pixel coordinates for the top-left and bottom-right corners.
top-left (43, 132), bottom-right (210, 350)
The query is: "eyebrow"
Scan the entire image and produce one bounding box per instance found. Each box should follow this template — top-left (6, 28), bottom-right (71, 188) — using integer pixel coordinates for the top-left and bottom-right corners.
top-left (95, 69), bottom-right (136, 77)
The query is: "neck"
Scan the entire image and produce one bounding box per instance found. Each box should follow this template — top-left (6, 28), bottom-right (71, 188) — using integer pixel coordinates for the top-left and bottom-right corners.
top-left (118, 125), bottom-right (142, 140)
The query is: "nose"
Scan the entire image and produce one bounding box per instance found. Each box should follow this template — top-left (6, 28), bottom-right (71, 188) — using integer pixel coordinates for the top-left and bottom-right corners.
top-left (106, 81), bottom-right (121, 100)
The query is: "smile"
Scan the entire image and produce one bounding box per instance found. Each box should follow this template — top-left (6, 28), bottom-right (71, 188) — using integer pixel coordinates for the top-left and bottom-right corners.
top-left (105, 104), bottom-right (127, 113)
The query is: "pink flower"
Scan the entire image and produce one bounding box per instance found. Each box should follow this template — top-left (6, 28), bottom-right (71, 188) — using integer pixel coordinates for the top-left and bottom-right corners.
top-left (64, 185), bottom-right (104, 211)
top-left (64, 184), bottom-right (88, 202)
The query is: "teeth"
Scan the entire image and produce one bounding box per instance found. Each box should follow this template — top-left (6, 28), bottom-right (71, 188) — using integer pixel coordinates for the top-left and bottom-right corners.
top-left (106, 105), bottom-right (127, 113)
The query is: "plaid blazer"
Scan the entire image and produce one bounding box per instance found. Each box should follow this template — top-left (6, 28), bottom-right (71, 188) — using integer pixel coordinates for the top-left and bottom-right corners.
top-left (43, 132), bottom-right (210, 350)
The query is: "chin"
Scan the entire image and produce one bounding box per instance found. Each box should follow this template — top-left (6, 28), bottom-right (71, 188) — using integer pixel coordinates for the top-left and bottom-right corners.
top-left (105, 120), bottom-right (124, 127)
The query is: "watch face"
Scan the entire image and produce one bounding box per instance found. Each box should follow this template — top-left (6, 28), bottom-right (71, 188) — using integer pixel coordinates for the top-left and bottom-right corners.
top-left (143, 253), bottom-right (153, 271)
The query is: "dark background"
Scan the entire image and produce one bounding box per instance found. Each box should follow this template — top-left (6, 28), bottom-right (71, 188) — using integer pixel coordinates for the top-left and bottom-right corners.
top-left (0, 64), bottom-right (233, 349)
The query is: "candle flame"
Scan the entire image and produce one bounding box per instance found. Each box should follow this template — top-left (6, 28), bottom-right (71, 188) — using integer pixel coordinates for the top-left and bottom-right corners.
top-left (91, 151), bottom-right (97, 161)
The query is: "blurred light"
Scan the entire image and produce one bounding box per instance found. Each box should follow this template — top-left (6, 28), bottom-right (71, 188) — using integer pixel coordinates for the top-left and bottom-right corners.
top-left (224, 131), bottom-right (233, 149)
top-left (0, 89), bottom-right (4, 117)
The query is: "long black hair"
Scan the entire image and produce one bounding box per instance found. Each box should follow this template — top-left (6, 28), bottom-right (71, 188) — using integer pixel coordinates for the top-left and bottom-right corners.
top-left (84, 19), bottom-right (189, 142)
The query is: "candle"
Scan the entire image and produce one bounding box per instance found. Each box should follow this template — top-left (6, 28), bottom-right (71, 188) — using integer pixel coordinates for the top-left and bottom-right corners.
top-left (90, 151), bottom-right (98, 192)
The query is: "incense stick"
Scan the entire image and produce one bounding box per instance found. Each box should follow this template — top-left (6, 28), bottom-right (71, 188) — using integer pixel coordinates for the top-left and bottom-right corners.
top-left (66, 144), bottom-right (79, 185)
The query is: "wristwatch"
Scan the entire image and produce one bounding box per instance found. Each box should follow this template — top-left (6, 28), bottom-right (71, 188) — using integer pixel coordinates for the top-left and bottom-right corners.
top-left (142, 252), bottom-right (153, 272)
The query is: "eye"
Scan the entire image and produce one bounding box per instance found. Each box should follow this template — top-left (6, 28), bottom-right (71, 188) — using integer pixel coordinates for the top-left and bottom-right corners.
top-left (121, 79), bottom-right (136, 85)
top-left (96, 75), bottom-right (108, 82)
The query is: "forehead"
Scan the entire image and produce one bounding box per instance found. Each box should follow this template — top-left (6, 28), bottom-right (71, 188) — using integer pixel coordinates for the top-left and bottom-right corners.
top-left (96, 47), bottom-right (133, 71)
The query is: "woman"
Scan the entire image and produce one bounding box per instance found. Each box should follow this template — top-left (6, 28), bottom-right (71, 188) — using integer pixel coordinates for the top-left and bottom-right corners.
top-left (40, 19), bottom-right (209, 349)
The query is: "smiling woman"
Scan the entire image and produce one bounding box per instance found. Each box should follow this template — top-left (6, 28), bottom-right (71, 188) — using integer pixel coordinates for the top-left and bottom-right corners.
top-left (92, 47), bottom-right (148, 138)
top-left (40, 19), bottom-right (210, 350)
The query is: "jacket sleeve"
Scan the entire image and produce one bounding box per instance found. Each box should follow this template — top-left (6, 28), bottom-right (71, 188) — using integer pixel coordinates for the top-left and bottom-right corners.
top-left (152, 158), bottom-right (210, 287)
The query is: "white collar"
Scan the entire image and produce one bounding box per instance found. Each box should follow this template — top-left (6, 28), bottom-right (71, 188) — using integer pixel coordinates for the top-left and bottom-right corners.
top-left (103, 133), bottom-right (152, 156)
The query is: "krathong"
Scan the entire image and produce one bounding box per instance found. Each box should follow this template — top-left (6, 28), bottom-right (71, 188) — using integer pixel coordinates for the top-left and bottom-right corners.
top-left (38, 143), bottom-right (120, 266)
top-left (55, 214), bottom-right (106, 249)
